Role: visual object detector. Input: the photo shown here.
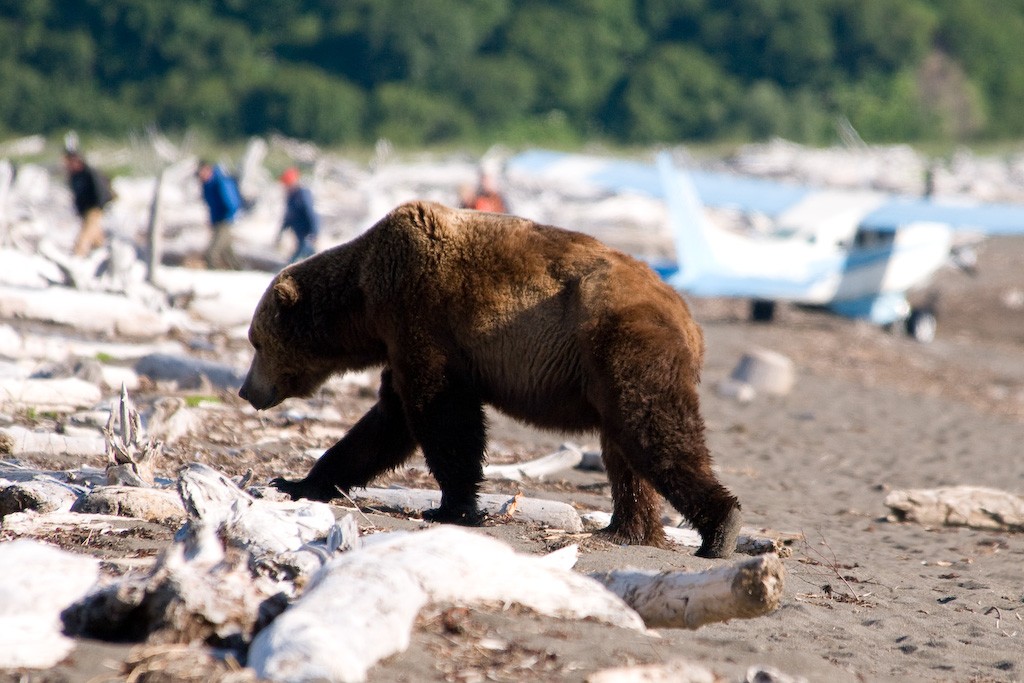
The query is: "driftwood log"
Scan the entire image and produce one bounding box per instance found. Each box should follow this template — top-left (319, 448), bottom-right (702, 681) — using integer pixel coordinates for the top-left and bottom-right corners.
top-left (248, 527), bottom-right (647, 683)
top-left (592, 554), bottom-right (786, 629)
top-left (353, 486), bottom-right (585, 532)
top-left (71, 486), bottom-right (185, 522)
top-left (482, 443), bottom-right (584, 481)
top-left (885, 486), bottom-right (1024, 531)
top-left (589, 659), bottom-right (807, 683)
top-left (0, 539), bottom-right (100, 669)
top-left (62, 463), bottom-right (342, 645)
top-left (0, 377), bottom-right (102, 412)
top-left (0, 425), bottom-right (106, 457)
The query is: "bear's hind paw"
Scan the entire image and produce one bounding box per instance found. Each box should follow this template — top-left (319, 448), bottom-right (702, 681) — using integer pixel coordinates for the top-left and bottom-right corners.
top-left (596, 525), bottom-right (670, 549)
top-left (695, 507), bottom-right (743, 559)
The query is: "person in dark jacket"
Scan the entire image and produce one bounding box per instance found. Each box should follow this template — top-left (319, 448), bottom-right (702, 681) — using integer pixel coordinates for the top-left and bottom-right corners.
top-left (63, 149), bottom-right (113, 256)
top-left (197, 161), bottom-right (244, 270)
top-left (277, 167), bottom-right (319, 264)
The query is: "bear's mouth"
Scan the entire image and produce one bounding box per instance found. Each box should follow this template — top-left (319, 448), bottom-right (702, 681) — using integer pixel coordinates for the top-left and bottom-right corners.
top-left (255, 387), bottom-right (281, 410)
top-left (239, 384), bottom-right (280, 411)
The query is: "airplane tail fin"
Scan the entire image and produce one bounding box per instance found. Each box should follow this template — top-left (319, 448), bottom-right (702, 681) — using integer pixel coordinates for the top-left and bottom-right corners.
top-left (655, 151), bottom-right (718, 288)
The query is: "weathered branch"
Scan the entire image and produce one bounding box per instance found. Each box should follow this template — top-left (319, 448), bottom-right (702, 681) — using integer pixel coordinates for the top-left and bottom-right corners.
top-left (482, 443), bottom-right (584, 481)
top-left (885, 486), bottom-right (1024, 531)
top-left (353, 486), bottom-right (584, 532)
top-left (592, 553), bottom-right (786, 629)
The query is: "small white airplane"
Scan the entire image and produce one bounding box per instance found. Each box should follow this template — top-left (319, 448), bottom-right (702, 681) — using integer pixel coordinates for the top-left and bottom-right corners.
top-left (507, 150), bottom-right (1024, 342)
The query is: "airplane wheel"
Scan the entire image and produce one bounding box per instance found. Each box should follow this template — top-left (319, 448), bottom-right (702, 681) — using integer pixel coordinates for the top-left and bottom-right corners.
top-left (905, 309), bottom-right (937, 343)
top-left (750, 300), bottom-right (776, 323)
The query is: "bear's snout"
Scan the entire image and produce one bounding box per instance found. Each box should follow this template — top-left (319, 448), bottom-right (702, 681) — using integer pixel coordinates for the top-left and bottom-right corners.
top-left (239, 368), bottom-right (279, 410)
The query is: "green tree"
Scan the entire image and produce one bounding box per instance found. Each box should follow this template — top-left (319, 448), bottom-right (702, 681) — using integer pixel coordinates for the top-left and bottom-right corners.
top-left (933, 0), bottom-right (1024, 138)
top-left (242, 66), bottom-right (366, 144)
top-left (504, 0), bottom-right (646, 127)
top-left (371, 83), bottom-right (474, 146)
top-left (621, 44), bottom-right (740, 141)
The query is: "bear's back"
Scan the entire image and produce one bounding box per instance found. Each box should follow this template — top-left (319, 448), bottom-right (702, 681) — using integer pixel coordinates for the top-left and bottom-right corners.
top-left (356, 202), bottom-right (703, 428)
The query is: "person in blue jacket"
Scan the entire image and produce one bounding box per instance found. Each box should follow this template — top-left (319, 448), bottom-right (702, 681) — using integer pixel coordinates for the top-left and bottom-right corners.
top-left (277, 167), bottom-right (319, 264)
top-left (197, 161), bottom-right (244, 270)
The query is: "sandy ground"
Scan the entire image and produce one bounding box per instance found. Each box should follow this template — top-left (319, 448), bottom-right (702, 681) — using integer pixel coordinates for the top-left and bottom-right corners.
top-left (2, 235), bottom-right (1024, 682)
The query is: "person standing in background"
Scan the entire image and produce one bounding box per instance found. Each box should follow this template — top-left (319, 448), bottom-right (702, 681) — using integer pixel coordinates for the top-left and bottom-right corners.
top-left (197, 160), bottom-right (244, 270)
top-left (277, 167), bottom-right (319, 264)
top-left (63, 148), bottom-right (113, 256)
top-left (459, 169), bottom-right (507, 213)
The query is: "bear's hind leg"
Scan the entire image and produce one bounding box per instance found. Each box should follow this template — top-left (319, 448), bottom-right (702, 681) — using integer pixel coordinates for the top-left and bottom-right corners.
top-left (616, 397), bottom-right (742, 559)
top-left (602, 382), bottom-right (741, 557)
top-left (599, 435), bottom-right (668, 547)
top-left (272, 369), bottom-right (418, 502)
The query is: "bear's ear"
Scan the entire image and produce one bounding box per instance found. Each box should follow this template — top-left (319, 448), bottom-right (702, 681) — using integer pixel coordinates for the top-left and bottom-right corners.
top-left (273, 276), bottom-right (301, 307)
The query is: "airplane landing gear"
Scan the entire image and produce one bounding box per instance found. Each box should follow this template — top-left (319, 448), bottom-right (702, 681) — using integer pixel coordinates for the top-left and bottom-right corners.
top-left (750, 300), bottom-right (776, 323)
top-left (905, 308), bottom-right (937, 343)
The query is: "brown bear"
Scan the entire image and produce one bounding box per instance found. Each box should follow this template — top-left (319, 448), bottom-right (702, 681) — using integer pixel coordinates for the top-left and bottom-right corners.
top-left (239, 200), bottom-right (742, 558)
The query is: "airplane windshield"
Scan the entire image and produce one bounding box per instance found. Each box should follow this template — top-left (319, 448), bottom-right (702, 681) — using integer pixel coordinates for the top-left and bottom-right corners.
top-left (853, 229), bottom-right (895, 250)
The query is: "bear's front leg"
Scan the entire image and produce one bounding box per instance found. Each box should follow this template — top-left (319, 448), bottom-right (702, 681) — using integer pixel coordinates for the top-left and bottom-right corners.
top-left (272, 369), bottom-right (418, 502)
top-left (401, 379), bottom-right (489, 527)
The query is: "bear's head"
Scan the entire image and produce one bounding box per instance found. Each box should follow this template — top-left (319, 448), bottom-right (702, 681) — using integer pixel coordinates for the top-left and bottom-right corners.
top-left (239, 272), bottom-right (336, 410)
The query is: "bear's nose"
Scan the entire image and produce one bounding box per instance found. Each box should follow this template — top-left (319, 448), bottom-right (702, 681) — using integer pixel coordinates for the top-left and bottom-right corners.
top-left (238, 382), bottom-right (249, 401)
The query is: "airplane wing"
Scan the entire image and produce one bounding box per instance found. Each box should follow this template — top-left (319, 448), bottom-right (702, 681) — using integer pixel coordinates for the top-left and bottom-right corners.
top-left (507, 149), bottom-right (1024, 329)
top-left (506, 149), bottom-right (1024, 235)
top-left (508, 150), bottom-right (860, 303)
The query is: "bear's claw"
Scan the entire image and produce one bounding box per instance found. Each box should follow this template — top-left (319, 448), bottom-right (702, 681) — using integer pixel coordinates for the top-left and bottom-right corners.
top-left (270, 477), bottom-right (337, 503)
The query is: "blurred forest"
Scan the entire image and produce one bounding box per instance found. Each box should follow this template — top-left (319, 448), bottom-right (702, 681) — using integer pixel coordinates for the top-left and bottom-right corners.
top-left (2, 0), bottom-right (1023, 148)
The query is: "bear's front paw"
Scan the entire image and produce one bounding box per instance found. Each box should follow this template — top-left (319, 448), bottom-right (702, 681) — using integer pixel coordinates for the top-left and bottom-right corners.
top-left (270, 477), bottom-right (336, 503)
top-left (422, 504), bottom-right (486, 526)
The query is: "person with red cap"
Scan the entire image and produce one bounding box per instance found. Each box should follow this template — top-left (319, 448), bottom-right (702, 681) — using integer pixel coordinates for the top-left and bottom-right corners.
top-left (277, 167), bottom-right (319, 264)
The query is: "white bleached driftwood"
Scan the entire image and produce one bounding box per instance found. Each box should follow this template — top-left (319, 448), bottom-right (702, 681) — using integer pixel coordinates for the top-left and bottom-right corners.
top-left (589, 660), bottom-right (807, 683)
top-left (0, 425), bottom-right (106, 456)
top-left (0, 510), bottom-right (147, 537)
top-left (483, 443), bottom-right (584, 481)
top-left (354, 486), bottom-right (584, 532)
top-left (0, 377), bottom-right (103, 412)
top-left (0, 477), bottom-right (83, 516)
top-left (0, 322), bottom-right (185, 364)
top-left (104, 384), bottom-right (162, 486)
top-left (885, 486), bottom-right (1024, 531)
top-left (592, 553), bottom-right (786, 630)
top-left (177, 463), bottom-right (339, 584)
top-left (0, 284), bottom-right (169, 338)
top-left (62, 525), bottom-right (286, 645)
top-left (71, 485), bottom-right (185, 522)
top-left (248, 526), bottom-right (646, 683)
top-left (62, 464), bottom-right (342, 644)
top-left (579, 510), bottom-right (793, 556)
top-left (0, 539), bottom-right (101, 669)
top-left (587, 658), bottom-right (720, 683)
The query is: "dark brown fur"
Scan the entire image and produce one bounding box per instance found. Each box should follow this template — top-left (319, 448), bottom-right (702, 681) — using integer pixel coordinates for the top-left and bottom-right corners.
top-left (239, 201), bottom-right (742, 557)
